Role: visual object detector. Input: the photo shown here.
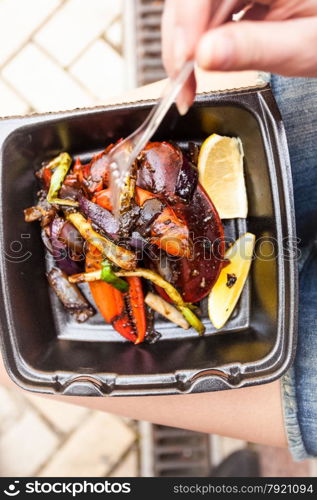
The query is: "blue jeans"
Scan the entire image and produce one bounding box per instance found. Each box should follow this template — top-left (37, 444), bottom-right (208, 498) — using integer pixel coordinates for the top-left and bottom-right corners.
top-left (271, 75), bottom-right (317, 460)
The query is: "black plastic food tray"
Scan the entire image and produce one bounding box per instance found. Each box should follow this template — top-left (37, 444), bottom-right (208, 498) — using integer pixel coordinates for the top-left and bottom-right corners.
top-left (0, 85), bottom-right (297, 396)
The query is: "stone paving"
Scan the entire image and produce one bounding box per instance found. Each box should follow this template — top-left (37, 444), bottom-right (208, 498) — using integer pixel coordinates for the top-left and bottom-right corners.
top-left (0, 0), bottom-right (127, 117)
top-left (0, 386), bottom-right (139, 477)
top-left (0, 0), bottom-right (139, 478)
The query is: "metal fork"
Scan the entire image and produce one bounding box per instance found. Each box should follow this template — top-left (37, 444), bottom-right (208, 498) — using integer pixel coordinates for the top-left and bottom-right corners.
top-left (108, 60), bottom-right (194, 218)
top-left (108, 0), bottom-right (254, 219)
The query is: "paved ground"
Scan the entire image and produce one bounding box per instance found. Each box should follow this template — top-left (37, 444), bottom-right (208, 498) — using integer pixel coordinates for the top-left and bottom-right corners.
top-left (0, 0), bottom-right (126, 117)
top-left (0, 386), bottom-right (139, 477)
top-left (0, 0), bottom-right (315, 478)
top-left (0, 0), bottom-right (139, 478)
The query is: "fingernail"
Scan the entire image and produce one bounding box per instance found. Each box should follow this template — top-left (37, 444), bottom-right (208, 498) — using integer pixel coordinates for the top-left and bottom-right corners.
top-left (174, 26), bottom-right (187, 74)
top-left (177, 102), bottom-right (189, 116)
top-left (197, 32), bottom-right (234, 70)
top-left (177, 96), bottom-right (189, 116)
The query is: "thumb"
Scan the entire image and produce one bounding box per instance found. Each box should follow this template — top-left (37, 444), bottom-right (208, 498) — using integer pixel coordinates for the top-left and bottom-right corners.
top-left (196, 18), bottom-right (317, 77)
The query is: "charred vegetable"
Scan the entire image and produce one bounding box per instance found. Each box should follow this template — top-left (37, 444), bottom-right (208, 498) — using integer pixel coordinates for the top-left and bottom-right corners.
top-left (83, 146), bottom-right (113, 193)
top-left (135, 187), bottom-right (190, 258)
top-left (49, 217), bottom-right (83, 275)
top-left (46, 153), bottom-right (79, 207)
top-left (137, 142), bottom-right (183, 199)
top-left (69, 267), bottom-right (205, 335)
top-left (58, 221), bottom-right (85, 256)
top-left (171, 185), bottom-right (225, 303)
top-left (137, 143), bottom-right (225, 303)
top-left (85, 246), bottom-right (146, 343)
top-left (100, 259), bottom-right (129, 293)
top-left (47, 267), bottom-right (94, 322)
top-left (116, 269), bottom-right (205, 335)
top-left (145, 292), bottom-right (190, 330)
top-left (137, 142), bottom-right (198, 203)
top-left (66, 212), bottom-right (136, 271)
top-left (26, 136), bottom-right (227, 344)
top-left (93, 188), bottom-right (112, 210)
top-left (175, 153), bottom-right (198, 201)
top-left (78, 194), bottom-right (119, 240)
top-left (24, 195), bottom-right (56, 226)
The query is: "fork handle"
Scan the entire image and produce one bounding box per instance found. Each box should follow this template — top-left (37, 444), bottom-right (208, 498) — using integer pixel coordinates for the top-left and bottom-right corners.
top-left (127, 60), bottom-right (194, 166)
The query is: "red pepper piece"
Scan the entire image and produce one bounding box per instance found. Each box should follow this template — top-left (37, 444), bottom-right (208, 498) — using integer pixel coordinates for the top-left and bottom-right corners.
top-left (76, 144), bottom-right (114, 194)
top-left (151, 209), bottom-right (190, 258)
top-left (93, 188), bottom-right (113, 211)
top-left (62, 158), bottom-right (83, 187)
top-left (73, 157), bottom-right (83, 172)
top-left (135, 187), bottom-right (156, 205)
top-left (86, 245), bottom-right (146, 344)
top-left (42, 167), bottom-right (52, 189)
top-left (125, 276), bottom-right (146, 344)
top-left (112, 277), bottom-right (147, 343)
top-left (136, 187), bottom-right (190, 258)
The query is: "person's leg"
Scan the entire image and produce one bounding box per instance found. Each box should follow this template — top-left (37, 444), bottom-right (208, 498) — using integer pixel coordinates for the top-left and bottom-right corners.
top-left (271, 75), bottom-right (317, 459)
top-left (293, 246), bottom-right (317, 458)
top-left (0, 356), bottom-right (286, 447)
top-left (271, 75), bottom-right (317, 246)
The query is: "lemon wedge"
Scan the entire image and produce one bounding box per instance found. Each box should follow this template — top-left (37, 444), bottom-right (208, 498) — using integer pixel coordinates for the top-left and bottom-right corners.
top-left (208, 232), bottom-right (255, 329)
top-left (198, 134), bottom-right (247, 219)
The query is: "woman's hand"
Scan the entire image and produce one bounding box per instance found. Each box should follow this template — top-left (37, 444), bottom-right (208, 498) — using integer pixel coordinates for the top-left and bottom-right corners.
top-left (162, 0), bottom-right (317, 113)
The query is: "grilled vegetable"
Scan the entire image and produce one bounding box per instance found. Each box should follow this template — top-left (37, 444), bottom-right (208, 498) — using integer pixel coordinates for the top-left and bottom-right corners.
top-left (125, 276), bottom-right (147, 344)
top-left (145, 292), bottom-right (190, 330)
top-left (69, 270), bottom-right (104, 283)
top-left (175, 153), bottom-right (198, 202)
top-left (137, 142), bottom-right (183, 198)
top-left (129, 231), bottom-right (148, 252)
top-left (137, 142), bottom-right (198, 203)
top-left (135, 197), bottom-right (164, 234)
top-left (66, 212), bottom-right (136, 271)
top-left (137, 143), bottom-right (224, 300)
top-left (78, 194), bottom-right (119, 240)
top-left (58, 221), bottom-right (85, 256)
top-left (85, 246), bottom-right (146, 344)
top-left (93, 188), bottom-right (112, 211)
top-left (46, 153), bottom-right (79, 207)
top-left (50, 217), bottom-right (83, 275)
top-left (24, 197), bottom-right (56, 226)
top-left (136, 187), bottom-right (190, 258)
top-left (85, 146), bottom-right (113, 193)
top-left (36, 164), bottom-right (53, 190)
top-left (120, 170), bottom-right (137, 215)
top-left (116, 269), bottom-right (205, 335)
top-left (47, 267), bottom-right (94, 322)
top-left (150, 206), bottom-right (190, 258)
top-left (170, 185), bottom-right (225, 302)
top-left (26, 137), bottom-right (228, 344)
top-left (24, 205), bottom-right (45, 222)
top-left (69, 267), bottom-right (205, 335)
top-left (100, 259), bottom-right (129, 293)
top-left (85, 246), bottom-right (122, 323)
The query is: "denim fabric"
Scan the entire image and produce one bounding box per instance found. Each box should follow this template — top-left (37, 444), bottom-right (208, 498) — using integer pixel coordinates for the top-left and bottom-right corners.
top-left (271, 75), bottom-right (317, 460)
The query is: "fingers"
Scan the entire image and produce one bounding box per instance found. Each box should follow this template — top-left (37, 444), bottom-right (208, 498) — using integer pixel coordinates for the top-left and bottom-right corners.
top-left (196, 18), bottom-right (317, 77)
top-left (176, 71), bottom-right (196, 116)
top-left (161, 0), bottom-right (215, 115)
top-left (162, 0), bottom-right (214, 77)
top-left (264, 0), bottom-right (317, 21)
